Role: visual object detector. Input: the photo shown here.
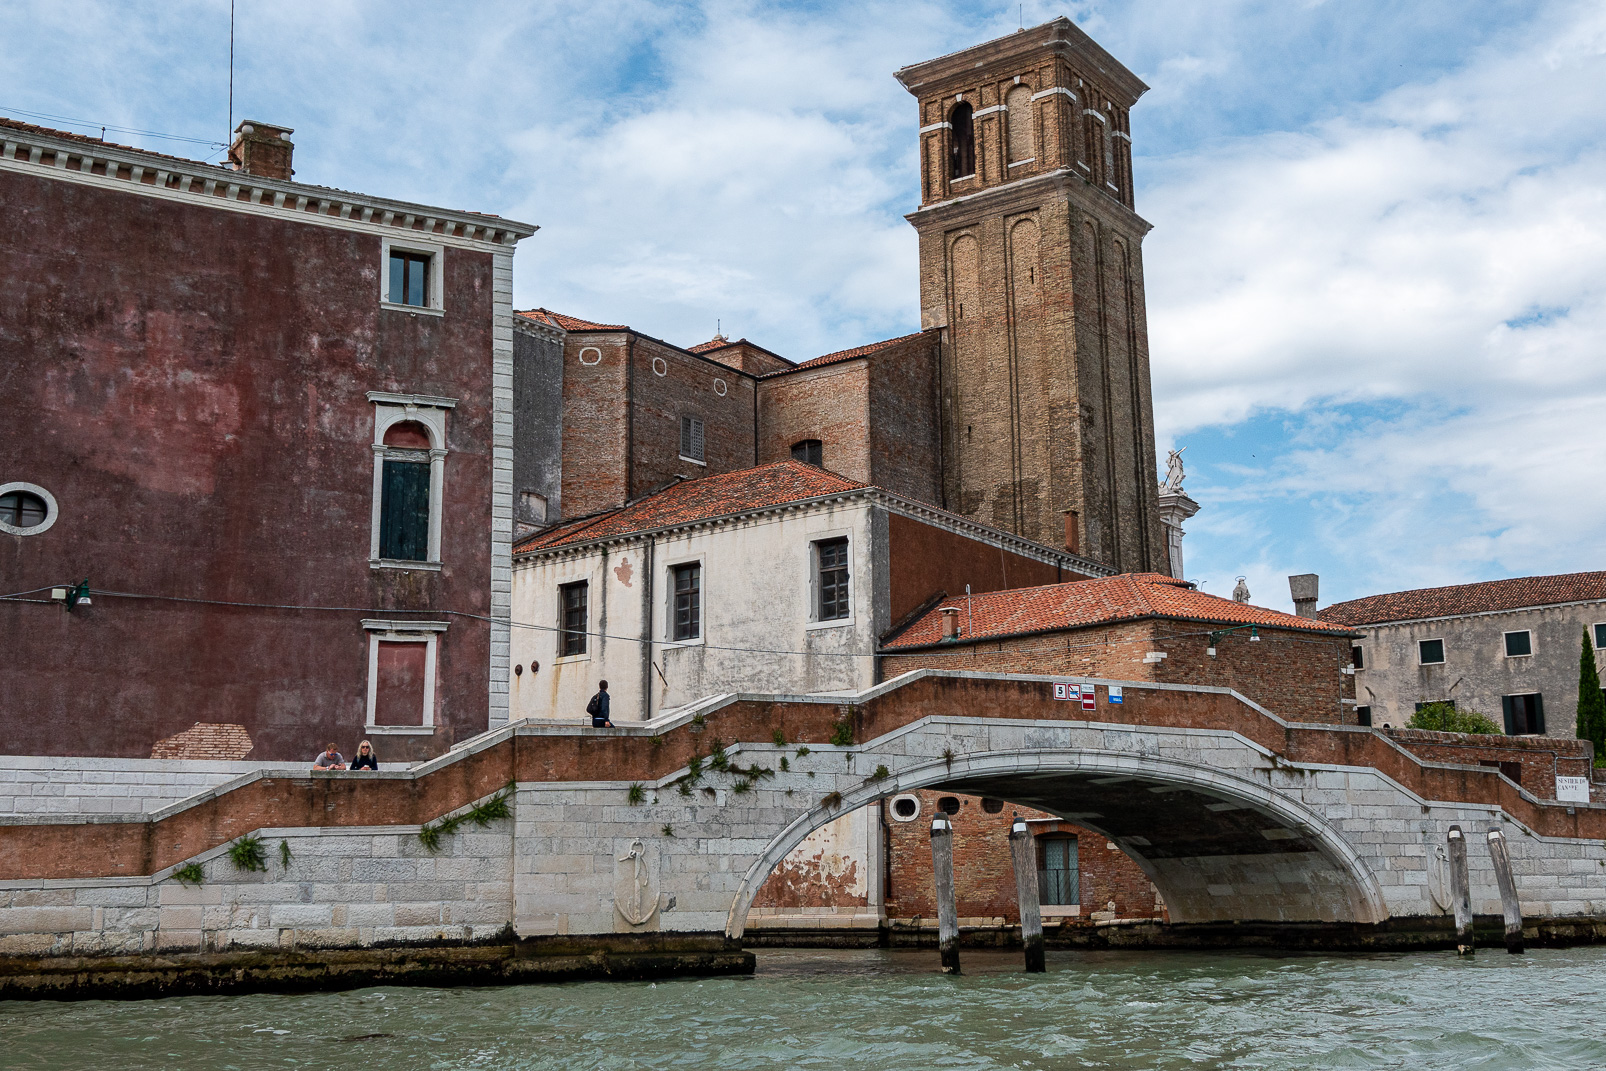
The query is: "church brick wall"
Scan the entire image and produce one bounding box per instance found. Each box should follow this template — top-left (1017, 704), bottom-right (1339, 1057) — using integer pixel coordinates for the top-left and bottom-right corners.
top-left (624, 337), bottom-right (757, 499)
top-left (867, 332), bottom-right (944, 505)
top-left (756, 360), bottom-right (872, 483)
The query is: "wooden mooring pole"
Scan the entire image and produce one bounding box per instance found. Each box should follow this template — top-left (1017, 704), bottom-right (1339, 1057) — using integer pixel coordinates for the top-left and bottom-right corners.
top-left (1447, 825), bottom-right (1474, 955)
top-left (931, 812), bottom-right (960, 974)
top-left (1487, 827), bottom-right (1525, 954)
top-left (1008, 815), bottom-right (1045, 973)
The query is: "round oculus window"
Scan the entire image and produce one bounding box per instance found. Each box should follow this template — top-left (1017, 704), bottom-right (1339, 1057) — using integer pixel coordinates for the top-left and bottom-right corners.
top-left (889, 794), bottom-right (921, 822)
top-left (0, 483), bottom-right (56, 536)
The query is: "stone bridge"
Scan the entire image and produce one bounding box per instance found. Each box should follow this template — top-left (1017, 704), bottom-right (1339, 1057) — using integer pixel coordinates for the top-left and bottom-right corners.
top-left (3, 671), bottom-right (1604, 994)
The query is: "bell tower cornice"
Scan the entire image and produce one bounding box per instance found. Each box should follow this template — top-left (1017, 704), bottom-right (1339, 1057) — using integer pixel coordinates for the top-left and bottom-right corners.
top-left (894, 17), bottom-right (1149, 106)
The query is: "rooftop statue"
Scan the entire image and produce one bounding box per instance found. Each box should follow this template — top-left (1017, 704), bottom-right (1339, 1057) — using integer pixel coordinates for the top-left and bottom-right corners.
top-left (1162, 447), bottom-right (1187, 494)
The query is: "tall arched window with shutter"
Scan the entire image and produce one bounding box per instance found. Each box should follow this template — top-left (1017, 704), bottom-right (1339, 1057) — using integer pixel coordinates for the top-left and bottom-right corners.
top-left (367, 392), bottom-right (453, 568)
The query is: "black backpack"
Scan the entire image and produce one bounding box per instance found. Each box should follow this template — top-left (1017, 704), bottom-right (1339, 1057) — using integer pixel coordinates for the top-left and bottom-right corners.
top-left (586, 693), bottom-right (601, 716)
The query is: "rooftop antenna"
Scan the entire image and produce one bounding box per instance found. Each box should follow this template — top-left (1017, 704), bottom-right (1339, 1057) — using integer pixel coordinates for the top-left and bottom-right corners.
top-left (227, 0), bottom-right (236, 154)
top-left (1019, 4), bottom-right (1023, 29)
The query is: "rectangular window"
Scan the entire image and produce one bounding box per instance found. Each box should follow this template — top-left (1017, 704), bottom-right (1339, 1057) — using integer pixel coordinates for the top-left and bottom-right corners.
top-left (791, 439), bottom-right (823, 466)
top-left (1502, 693), bottom-right (1545, 735)
top-left (1351, 645), bottom-right (1364, 670)
top-left (1355, 705), bottom-right (1372, 727)
top-left (816, 538), bottom-right (850, 621)
top-left (671, 562), bottom-right (701, 641)
top-left (379, 459), bottom-right (430, 561)
top-left (560, 581), bottom-right (588, 657)
top-left (1504, 630), bottom-right (1532, 657)
top-left (1037, 835), bottom-right (1079, 906)
top-left (1478, 759), bottom-right (1524, 785)
top-left (1419, 638), bottom-right (1445, 665)
top-left (1594, 623), bottom-right (1606, 650)
top-left (388, 251), bottom-right (431, 307)
top-left (680, 416), bottom-right (705, 463)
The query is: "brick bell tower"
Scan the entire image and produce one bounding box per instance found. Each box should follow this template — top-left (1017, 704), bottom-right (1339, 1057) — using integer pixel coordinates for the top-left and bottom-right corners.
top-left (897, 18), bottom-right (1165, 573)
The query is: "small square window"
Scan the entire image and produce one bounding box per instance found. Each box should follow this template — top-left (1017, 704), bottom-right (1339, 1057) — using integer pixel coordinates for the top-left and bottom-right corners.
top-left (1419, 639), bottom-right (1445, 665)
top-left (559, 581), bottom-right (588, 656)
top-left (680, 416), bottom-right (705, 463)
top-left (791, 439), bottom-right (823, 466)
top-left (388, 251), bottom-right (431, 307)
top-left (1503, 630), bottom-right (1532, 657)
top-left (1350, 645), bottom-right (1364, 670)
top-left (815, 537), bottom-right (850, 621)
top-left (671, 562), bottom-right (701, 641)
top-left (1355, 705), bottom-right (1372, 727)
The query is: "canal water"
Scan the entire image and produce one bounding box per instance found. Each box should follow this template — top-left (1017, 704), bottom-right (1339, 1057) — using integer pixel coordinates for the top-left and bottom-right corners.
top-left (5, 947), bottom-right (1605, 1069)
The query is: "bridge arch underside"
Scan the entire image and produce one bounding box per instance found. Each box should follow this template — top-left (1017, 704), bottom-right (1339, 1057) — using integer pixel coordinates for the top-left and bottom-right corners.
top-left (731, 749), bottom-right (1388, 937)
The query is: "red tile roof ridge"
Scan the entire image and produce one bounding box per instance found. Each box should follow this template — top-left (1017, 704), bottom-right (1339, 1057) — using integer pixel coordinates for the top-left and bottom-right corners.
top-left (882, 572), bottom-right (1354, 650)
top-left (1320, 570), bottom-right (1606, 626)
top-left (516, 308), bottom-right (629, 332)
top-left (514, 461), bottom-right (868, 553)
top-left (762, 331), bottom-right (930, 377)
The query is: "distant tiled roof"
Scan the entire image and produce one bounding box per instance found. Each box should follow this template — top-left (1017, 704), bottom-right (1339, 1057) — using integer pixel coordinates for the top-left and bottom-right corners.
top-left (764, 332), bottom-right (928, 377)
top-left (514, 461), bottom-right (866, 553)
top-left (516, 308), bottom-right (628, 332)
top-left (1321, 571), bottom-right (1606, 626)
top-left (883, 573), bottom-right (1353, 649)
top-left (688, 337), bottom-right (732, 353)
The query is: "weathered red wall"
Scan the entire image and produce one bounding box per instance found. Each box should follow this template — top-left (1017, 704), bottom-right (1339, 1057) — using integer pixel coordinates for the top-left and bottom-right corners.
top-left (883, 790), bottom-right (1164, 922)
top-left (884, 511), bottom-right (1068, 625)
top-left (0, 169), bottom-right (495, 761)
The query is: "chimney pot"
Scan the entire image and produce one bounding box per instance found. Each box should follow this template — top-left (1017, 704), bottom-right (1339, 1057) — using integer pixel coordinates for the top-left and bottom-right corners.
top-left (939, 607), bottom-right (961, 640)
top-left (1289, 573), bottom-right (1320, 619)
top-left (228, 120), bottom-right (295, 180)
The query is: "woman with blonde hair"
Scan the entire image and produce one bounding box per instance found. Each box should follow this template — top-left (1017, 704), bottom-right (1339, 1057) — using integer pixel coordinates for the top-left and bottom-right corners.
top-left (350, 739), bottom-right (379, 771)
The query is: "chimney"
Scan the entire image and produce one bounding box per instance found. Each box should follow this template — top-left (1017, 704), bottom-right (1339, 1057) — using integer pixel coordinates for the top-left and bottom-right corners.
top-left (1062, 509), bottom-right (1080, 555)
top-left (1289, 573), bottom-right (1320, 619)
top-left (228, 120), bottom-right (295, 180)
top-left (939, 607), bottom-right (961, 641)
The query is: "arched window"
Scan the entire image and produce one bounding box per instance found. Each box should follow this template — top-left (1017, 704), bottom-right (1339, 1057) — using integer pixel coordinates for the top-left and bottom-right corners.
top-left (379, 421), bottom-right (433, 562)
top-left (949, 102), bottom-right (975, 179)
top-left (1006, 84), bottom-right (1033, 163)
top-left (791, 439), bottom-right (823, 466)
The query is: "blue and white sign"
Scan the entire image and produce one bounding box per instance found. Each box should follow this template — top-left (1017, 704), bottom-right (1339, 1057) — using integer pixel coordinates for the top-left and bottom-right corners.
top-left (1108, 685), bottom-right (1123, 705)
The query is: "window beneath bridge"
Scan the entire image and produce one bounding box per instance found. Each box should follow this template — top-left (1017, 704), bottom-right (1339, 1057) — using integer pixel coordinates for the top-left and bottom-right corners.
top-left (1037, 834), bottom-right (1079, 906)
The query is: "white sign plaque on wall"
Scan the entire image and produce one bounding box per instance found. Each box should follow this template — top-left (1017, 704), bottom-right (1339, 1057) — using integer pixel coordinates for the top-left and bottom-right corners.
top-left (1556, 776), bottom-right (1590, 803)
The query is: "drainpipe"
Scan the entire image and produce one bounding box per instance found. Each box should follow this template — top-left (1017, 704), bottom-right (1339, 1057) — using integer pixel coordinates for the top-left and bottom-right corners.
top-left (641, 535), bottom-right (654, 722)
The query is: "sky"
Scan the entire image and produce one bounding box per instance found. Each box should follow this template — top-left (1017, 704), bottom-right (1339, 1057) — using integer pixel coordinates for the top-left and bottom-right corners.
top-left (4, 0), bottom-right (1602, 611)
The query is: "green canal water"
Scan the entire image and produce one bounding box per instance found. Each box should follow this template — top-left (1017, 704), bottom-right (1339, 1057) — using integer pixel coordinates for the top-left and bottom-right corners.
top-left (5, 947), bottom-right (1605, 1069)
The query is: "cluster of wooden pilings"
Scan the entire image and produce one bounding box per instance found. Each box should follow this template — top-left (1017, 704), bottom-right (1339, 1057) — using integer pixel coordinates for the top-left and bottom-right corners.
top-left (1447, 824), bottom-right (1525, 955)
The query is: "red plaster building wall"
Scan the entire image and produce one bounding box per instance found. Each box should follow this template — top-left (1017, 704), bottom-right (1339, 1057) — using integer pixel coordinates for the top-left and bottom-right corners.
top-left (883, 790), bottom-right (1163, 922)
top-left (0, 160), bottom-right (503, 762)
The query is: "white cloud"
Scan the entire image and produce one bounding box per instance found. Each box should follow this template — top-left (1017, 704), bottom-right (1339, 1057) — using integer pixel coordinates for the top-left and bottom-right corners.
top-left (1144, 0), bottom-right (1606, 602)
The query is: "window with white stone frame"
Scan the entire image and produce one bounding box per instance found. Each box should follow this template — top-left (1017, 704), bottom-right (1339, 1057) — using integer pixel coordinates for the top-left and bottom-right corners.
top-left (380, 237), bottom-right (445, 316)
top-left (368, 392), bottom-right (454, 569)
top-left (362, 619), bottom-right (447, 735)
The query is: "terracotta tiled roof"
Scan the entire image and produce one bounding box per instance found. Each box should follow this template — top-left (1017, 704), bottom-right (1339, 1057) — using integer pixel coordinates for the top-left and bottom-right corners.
top-left (514, 461), bottom-right (866, 553)
top-left (688, 337), bottom-right (732, 353)
top-left (515, 308), bottom-right (628, 332)
top-left (763, 332), bottom-right (928, 377)
top-left (1320, 571), bottom-right (1606, 627)
top-left (882, 573), bottom-right (1353, 649)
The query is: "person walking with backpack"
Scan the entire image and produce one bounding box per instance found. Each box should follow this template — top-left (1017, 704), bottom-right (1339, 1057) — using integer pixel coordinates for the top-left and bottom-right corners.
top-left (587, 680), bottom-right (614, 728)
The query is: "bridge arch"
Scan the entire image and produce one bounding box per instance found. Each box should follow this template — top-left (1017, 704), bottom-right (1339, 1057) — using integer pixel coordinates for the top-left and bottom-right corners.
top-left (726, 746), bottom-right (1388, 938)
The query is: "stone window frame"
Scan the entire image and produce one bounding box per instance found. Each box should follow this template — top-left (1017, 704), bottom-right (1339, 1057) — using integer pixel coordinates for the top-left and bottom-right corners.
top-left (1594, 622), bottom-right (1606, 650)
top-left (806, 529), bottom-right (854, 630)
top-left (1502, 629), bottom-right (1533, 659)
top-left (361, 619), bottom-right (448, 736)
top-left (1418, 638), bottom-right (1445, 666)
top-left (661, 552), bottom-right (707, 649)
top-left (379, 236), bottom-right (446, 317)
top-left (367, 392), bottom-right (454, 571)
top-left (556, 577), bottom-right (591, 662)
top-left (888, 793), bottom-right (922, 823)
top-left (0, 481), bottom-right (58, 537)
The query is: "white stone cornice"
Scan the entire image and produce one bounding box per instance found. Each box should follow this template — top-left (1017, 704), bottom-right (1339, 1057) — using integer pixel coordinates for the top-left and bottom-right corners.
top-left (0, 128), bottom-right (536, 250)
